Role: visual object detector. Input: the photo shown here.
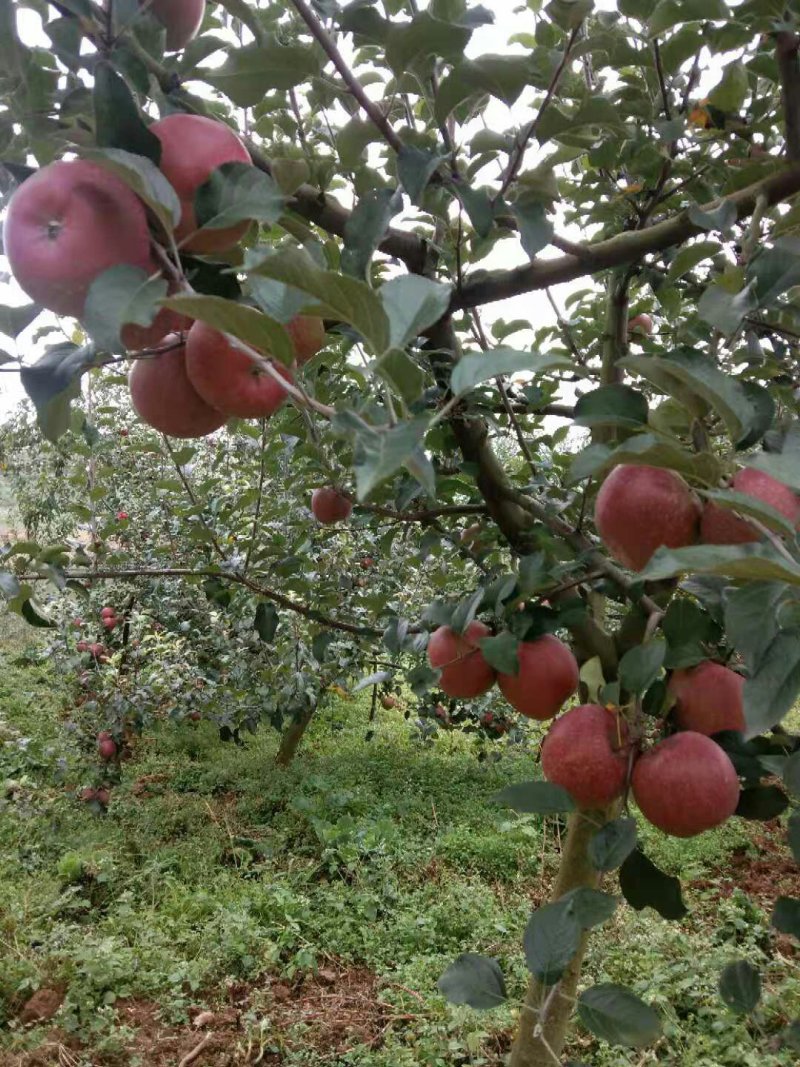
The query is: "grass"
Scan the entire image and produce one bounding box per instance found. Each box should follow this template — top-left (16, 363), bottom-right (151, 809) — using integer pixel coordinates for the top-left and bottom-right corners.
top-left (0, 639), bottom-right (798, 1066)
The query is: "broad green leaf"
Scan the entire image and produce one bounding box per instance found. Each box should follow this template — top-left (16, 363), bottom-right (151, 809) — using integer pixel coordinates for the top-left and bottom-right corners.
top-left (665, 240), bottom-right (721, 282)
top-left (194, 162), bottom-right (285, 231)
top-left (19, 343), bottom-right (100, 442)
top-left (620, 849), bottom-right (688, 920)
top-left (492, 780), bottom-right (576, 814)
top-left (202, 40), bottom-right (321, 105)
top-left (578, 984), bottom-right (662, 1047)
top-left (248, 248), bottom-right (390, 354)
top-left (546, 0), bottom-right (594, 29)
top-left (648, 0), bottom-right (729, 36)
top-left (619, 639), bottom-right (666, 695)
top-left (736, 785), bottom-right (789, 820)
top-left (381, 275), bottom-right (452, 349)
top-left (385, 12), bottom-right (472, 75)
top-left (477, 631), bottom-right (520, 674)
top-left (562, 887), bottom-right (618, 929)
top-left (0, 303), bottom-right (41, 339)
top-left (697, 282), bottom-right (758, 335)
top-left (707, 62), bottom-right (749, 113)
top-left (723, 582), bottom-right (784, 673)
top-left (254, 601), bottom-right (279, 643)
top-left (437, 954), bottom-right (507, 1009)
top-left (643, 544), bottom-right (800, 586)
top-left (700, 489), bottom-right (798, 539)
top-left (569, 433), bottom-right (722, 485)
top-left (82, 147), bottom-right (181, 234)
top-left (373, 348), bottom-right (425, 404)
top-left (451, 348), bottom-right (575, 397)
top-left (351, 417), bottom-right (431, 500)
top-left (93, 60), bottom-right (160, 163)
top-left (511, 197), bottom-right (555, 260)
top-left (743, 629), bottom-right (800, 737)
top-left (746, 427), bottom-right (800, 491)
top-left (397, 145), bottom-right (445, 203)
top-left (719, 960), bottom-right (762, 1015)
top-left (746, 237), bottom-right (800, 307)
top-left (574, 385), bottom-right (648, 429)
top-left (523, 899), bottom-right (582, 985)
top-left (688, 200), bottom-right (737, 233)
top-left (341, 188), bottom-right (403, 279)
top-left (435, 55), bottom-right (532, 122)
top-left (83, 265), bottom-right (166, 352)
top-left (336, 117), bottom-right (384, 171)
top-left (162, 295), bottom-right (294, 367)
top-left (589, 818), bottom-right (638, 871)
top-left (772, 897), bottom-right (800, 940)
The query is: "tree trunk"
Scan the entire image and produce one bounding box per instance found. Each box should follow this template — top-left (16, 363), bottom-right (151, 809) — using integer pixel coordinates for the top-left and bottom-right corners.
top-left (275, 706), bottom-right (316, 767)
top-left (509, 806), bottom-right (612, 1067)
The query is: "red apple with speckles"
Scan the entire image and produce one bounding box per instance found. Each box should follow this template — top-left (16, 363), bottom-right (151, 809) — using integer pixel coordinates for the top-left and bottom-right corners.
top-left (701, 467), bottom-right (800, 545)
top-left (185, 320), bottom-right (293, 418)
top-left (129, 337), bottom-right (227, 438)
top-left (427, 621), bottom-right (496, 699)
top-left (542, 704), bottom-right (631, 808)
top-left (497, 634), bottom-right (578, 720)
top-left (668, 661), bottom-right (746, 736)
top-left (3, 159), bottom-right (152, 319)
top-left (631, 732), bottom-right (740, 837)
top-left (595, 464), bottom-right (701, 571)
top-left (311, 488), bottom-right (353, 525)
top-left (150, 114), bottom-right (252, 254)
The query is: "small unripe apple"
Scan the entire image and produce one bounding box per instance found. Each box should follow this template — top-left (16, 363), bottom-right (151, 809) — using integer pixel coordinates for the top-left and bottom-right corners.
top-left (541, 704), bottom-right (630, 808)
top-left (668, 661), bottom-right (746, 735)
top-left (427, 621), bottom-right (496, 699)
top-left (311, 488), bottom-right (353, 525)
top-left (627, 313), bottom-right (653, 336)
top-left (631, 732), bottom-right (740, 837)
top-left (97, 732), bottom-right (117, 761)
top-left (185, 320), bottom-right (294, 418)
top-left (497, 634), bottom-right (578, 720)
top-left (595, 464), bottom-right (701, 571)
top-left (701, 467), bottom-right (800, 545)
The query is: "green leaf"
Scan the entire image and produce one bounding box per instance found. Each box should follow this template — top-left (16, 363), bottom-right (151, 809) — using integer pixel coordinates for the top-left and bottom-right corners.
top-left (254, 601), bottom-right (279, 643)
top-left (20, 343), bottom-right (100, 442)
top-left (93, 60), bottom-right (160, 163)
top-left (707, 62), bottom-right (749, 113)
top-left (451, 348), bottom-right (575, 398)
top-left (83, 265), bottom-right (167, 352)
top-left (19, 598), bottom-right (55, 628)
top-left (589, 818), bottom-right (638, 871)
top-left (619, 639), bottom-right (666, 695)
top-left (523, 899), bottom-right (582, 985)
top-left (202, 39), bottom-right (321, 105)
top-left (736, 785), bottom-right (789, 820)
top-left (577, 984), bottom-right (662, 1048)
top-left (350, 418), bottom-right (430, 500)
top-left (700, 489), bottom-right (798, 539)
top-left (162, 295), bottom-right (294, 367)
top-left (341, 188), bottom-right (403, 279)
top-left (620, 849), bottom-right (688, 920)
top-left (385, 12), bottom-right (472, 75)
top-left (82, 147), bottom-right (181, 235)
top-left (435, 55), bottom-right (532, 123)
top-left (784, 751), bottom-right (800, 796)
top-left (642, 544), bottom-right (800, 587)
top-left (546, 0), bottom-right (595, 30)
top-left (772, 897), bottom-right (800, 940)
top-left (688, 200), bottom-right (737, 233)
top-left (381, 275), bottom-right (452, 349)
top-left (719, 960), bottom-right (762, 1015)
top-left (735, 382), bottom-right (775, 451)
top-left (491, 780), bottom-right (576, 815)
top-left (0, 571), bottom-right (22, 599)
top-left (0, 303), bottom-right (41, 339)
top-left (665, 240), bottom-right (721, 283)
top-left (697, 282), bottom-right (757, 335)
top-left (723, 582), bottom-right (784, 673)
top-left (478, 631), bottom-right (520, 674)
top-left (570, 432), bottom-right (722, 485)
top-left (648, 0), bottom-right (729, 36)
top-left (511, 197), bottom-right (555, 260)
top-left (454, 183), bottom-right (494, 238)
top-left (574, 385), bottom-right (648, 430)
top-left (743, 629), bottom-right (800, 738)
top-left (373, 348), bottom-right (425, 404)
top-left (745, 428), bottom-right (800, 492)
top-left (248, 248), bottom-right (390, 354)
top-left (397, 145), bottom-right (445, 203)
top-left (563, 887), bottom-right (618, 929)
top-left (194, 162), bottom-right (285, 231)
top-left (747, 237), bottom-right (800, 308)
top-left (788, 812), bottom-right (800, 864)
top-left (437, 954), bottom-right (507, 1009)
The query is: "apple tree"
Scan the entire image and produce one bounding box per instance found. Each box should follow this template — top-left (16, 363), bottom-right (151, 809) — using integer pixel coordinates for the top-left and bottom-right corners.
top-left (1, 0), bottom-right (800, 1062)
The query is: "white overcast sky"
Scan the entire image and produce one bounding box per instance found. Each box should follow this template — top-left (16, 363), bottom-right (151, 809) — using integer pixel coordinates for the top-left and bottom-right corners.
top-left (0, 0), bottom-right (720, 417)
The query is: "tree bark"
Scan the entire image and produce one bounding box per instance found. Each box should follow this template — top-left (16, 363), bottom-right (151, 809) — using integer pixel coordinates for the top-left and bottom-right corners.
top-left (275, 706), bottom-right (316, 767)
top-left (509, 806), bottom-right (613, 1067)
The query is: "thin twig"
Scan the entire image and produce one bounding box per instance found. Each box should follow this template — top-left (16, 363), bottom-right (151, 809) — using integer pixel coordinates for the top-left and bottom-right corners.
top-left (178, 1032), bottom-right (214, 1067)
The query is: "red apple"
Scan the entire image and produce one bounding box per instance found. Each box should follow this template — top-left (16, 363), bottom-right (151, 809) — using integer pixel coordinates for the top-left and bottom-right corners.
top-left (72, 618), bottom-right (83, 628)
top-left (185, 320), bottom-right (293, 418)
top-left (97, 732), bottom-right (117, 761)
top-left (3, 159), bottom-right (151, 319)
top-left (116, 512), bottom-right (129, 521)
top-left (595, 464), bottom-right (701, 571)
top-left (668, 661), bottom-right (746, 735)
top-left (311, 488), bottom-right (353, 525)
top-left (89, 643), bottom-right (108, 660)
top-left (79, 787), bottom-right (98, 803)
top-left (427, 620), bottom-right (496, 699)
top-left (100, 607), bottom-right (115, 619)
top-left (631, 732), bottom-right (740, 837)
top-left (460, 523), bottom-right (483, 546)
top-left (542, 704), bottom-right (631, 808)
top-left (101, 616), bottom-right (119, 631)
top-left (289, 316), bottom-right (326, 365)
top-left (150, 114), bottom-right (252, 254)
top-left (701, 467), bottom-right (800, 545)
top-left (627, 313), bottom-right (653, 335)
top-left (497, 634), bottom-right (578, 720)
top-left (76, 640), bottom-right (90, 653)
top-left (147, 0), bottom-right (205, 50)
top-left (360, 557), bottom-right (374, 570)
top-left (129, 337), bottom-right (227, 438)
top-left (95, 788), bottom-right (111, 807)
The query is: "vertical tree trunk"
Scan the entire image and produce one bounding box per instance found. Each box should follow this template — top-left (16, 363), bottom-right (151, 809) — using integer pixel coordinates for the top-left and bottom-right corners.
top-left (275, 706), bottom-right (316, 767)
top-left (509, 806), bottom-right (611, 1067)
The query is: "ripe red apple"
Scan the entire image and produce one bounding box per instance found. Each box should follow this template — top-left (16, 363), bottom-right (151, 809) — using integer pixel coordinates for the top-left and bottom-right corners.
top-left (701, 467), bottom-right (800, 545)
top-left (146, 0), bottom-right (205, 50)
top-left (311, 488), bottom-right (353, 524)
top-left (116, 512), bottom-right (129, 521)
top-left (3, 159), bottom-right (151, 319)
top-left (631, 732), bottom-right (740, 837)
top-left (542, 704), bottom-right (630, 808)
top-left (76, 640), bottom-right (90, 653)
top-left (89, 642), bottom-right (108, 661)
top-left (360, 557), bottom-right (374, 570)
top-left (79, 786), bottom-right (98, 803)
top-left (100, 607), bottom-right (115, 619)
top-left (497, 634), bottom-right (578, 720)
top-left (289, 316), bottom-right (325, 365)
top-left (72, 618), bottom-right (83, 628)
top-left (95, 787), bottom-right (111, 807)
top-left (595, 464), bottom-right (701, 571)
top-left (101, 616), bottom-right (119, 631)
top-left (150, 114), bottom-right (252, 254)
top-left (460, 523), bottom-right (482, 546)
top-left (668, 661), bottom-right (746, 735)
top-left (184, 320), bottom-right (293, 418)
top-left (97, 732), bottom-right (117, 761)
top-left (427, 620), bottom-right (496, 699)
top-left (627, 313), bottom-right (653, 335)
top-left (129, 338), bottom-right (227, 438)
top-left (380, 695), bottom-right (399, 710)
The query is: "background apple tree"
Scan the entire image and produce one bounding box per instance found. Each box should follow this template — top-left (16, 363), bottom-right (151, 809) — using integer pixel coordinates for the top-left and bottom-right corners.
top-left (1, 0), bottom-right (800, 1064)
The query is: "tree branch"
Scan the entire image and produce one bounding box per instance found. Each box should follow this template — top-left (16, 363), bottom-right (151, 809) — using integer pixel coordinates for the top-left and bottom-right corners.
top-left (776, 31), bottom-right (800, 162)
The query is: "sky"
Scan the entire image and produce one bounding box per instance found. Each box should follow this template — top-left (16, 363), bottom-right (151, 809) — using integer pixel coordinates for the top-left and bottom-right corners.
top-left (0, 0), bottom-right (700, 419)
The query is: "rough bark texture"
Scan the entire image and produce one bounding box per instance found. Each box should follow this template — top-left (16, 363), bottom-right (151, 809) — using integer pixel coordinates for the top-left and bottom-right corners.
top-left (275, 707), bottom-right (316, 767)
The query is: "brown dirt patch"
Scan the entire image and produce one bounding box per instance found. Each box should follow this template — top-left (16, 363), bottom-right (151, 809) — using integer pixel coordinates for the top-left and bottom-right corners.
top-left (5, 963), bottom-right (397, 1066)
